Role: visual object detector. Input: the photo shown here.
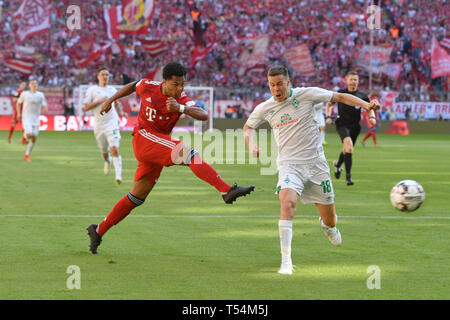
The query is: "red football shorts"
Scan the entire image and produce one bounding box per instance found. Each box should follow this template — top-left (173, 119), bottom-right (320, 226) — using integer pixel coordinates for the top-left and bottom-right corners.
top-left (132, 128), bottom-right (183, 183)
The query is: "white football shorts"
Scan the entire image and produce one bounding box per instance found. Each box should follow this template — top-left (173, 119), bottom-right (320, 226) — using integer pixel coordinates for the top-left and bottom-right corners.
top-left (95, 126), bottom-right (121, 153)
top-left (22, 118), bottom-right (40, 137)
top-left (276, 155), bottom-right (335, 205)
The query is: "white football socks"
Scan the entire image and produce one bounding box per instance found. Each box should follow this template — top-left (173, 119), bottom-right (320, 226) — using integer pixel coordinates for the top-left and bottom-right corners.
top-left (112, 155), bottom-right (122, 180)
top-left (278, 219), bottom-right (293, 262)
top-left (25, 141), bottom-right (35, 156)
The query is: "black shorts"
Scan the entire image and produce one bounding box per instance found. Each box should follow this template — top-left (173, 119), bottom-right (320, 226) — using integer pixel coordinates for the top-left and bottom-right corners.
top-left (336, 124), bottom-right (361, 145)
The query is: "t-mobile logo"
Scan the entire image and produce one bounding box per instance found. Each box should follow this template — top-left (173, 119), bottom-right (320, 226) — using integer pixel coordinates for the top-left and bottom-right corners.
top-left (146, 107), bottom-right (157, 121)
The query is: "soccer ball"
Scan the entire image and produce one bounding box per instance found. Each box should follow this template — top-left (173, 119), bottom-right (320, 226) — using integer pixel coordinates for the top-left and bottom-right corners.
top-left (390, 180), bottom-right (425, 212)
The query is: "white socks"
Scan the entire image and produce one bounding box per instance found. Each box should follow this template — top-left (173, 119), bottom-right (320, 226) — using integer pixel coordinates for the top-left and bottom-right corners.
top-left (25, 141), bottom-right (35, 156)
top-left (112, 155), bottom-right (122, 180)
top-left (278, 219), bottom-right (293, 262)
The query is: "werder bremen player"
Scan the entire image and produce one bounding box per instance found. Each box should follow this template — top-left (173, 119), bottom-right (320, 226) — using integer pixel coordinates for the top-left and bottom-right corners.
top-left (17, 79), bottom-right (48, 162)
top-left (244, 65), bottom-right (379, 275)
top-left (84, 67), bottom-right (128, 185)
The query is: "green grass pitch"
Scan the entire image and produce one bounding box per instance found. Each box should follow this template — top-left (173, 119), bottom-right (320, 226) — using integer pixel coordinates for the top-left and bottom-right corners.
top-left (0, 129), bottom-right (449, 300)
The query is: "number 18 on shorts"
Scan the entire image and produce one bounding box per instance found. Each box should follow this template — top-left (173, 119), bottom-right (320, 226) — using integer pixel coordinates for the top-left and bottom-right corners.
top-left (276, 161), bottom-right (335, 205)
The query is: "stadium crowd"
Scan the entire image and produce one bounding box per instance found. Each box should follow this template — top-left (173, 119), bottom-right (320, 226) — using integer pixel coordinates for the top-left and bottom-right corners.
top-left (0, 0), bottom-right (448, 100)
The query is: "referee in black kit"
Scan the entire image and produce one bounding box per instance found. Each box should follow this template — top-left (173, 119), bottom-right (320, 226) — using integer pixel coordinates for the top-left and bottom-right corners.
top-left (325, 71), bottom-right (377, 186)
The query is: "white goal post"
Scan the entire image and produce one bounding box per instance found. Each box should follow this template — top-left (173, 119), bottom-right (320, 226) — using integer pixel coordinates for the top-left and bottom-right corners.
top-left (73, 84), bottom-right (214, 131)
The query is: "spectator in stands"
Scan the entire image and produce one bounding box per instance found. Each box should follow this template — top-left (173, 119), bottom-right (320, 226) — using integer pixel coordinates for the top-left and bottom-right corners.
top-left (379, 107), bottom-right (389, 121)
top-left (0, 0), bottom-right (446, 108)
top-left (225, 105), bottom-right (234, 119)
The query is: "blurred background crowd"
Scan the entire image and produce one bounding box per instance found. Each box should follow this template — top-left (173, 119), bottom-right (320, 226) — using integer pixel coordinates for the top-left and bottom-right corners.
top-left (0, 0), bottom-right (448, 101)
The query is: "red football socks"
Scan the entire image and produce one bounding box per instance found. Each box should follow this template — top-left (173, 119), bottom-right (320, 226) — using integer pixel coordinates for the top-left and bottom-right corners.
top-left (189, 155), bottom-right (231, 193)
top-left (372, 134), bottom-right (377, 145)
top-left (97, 195), bottom-right (137, 237)
top-left (8, 126), bottom-right (14, 140)
top-left (362, 132), bottom-right (371, 142)
top-left (362, 132), bottom-right (377, 145)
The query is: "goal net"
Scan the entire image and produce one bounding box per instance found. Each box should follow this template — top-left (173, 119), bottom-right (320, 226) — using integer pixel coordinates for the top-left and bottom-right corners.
top-left (73, 84), bottom-right (214, 132)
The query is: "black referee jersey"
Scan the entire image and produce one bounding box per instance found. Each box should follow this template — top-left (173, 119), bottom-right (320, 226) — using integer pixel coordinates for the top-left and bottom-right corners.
top-left (335, 88), bottom-right (370, 128)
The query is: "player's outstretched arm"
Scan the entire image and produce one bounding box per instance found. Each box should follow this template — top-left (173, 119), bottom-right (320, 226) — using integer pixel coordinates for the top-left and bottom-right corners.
top-left (100, 81), bottom-right (138, 115)
top-left (243, 124), bottom-right (260, 158)
top-left (331, 92), bottom-right (380, 111)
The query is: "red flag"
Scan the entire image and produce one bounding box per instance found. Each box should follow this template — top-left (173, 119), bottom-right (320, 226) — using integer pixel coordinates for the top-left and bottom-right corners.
top-left (77, 43), bottom-right (112, 68)
top-left (140, 40), bottom-right (168, 57)
top-left (383, 63), bottom-right (402, 79)
top-left (284, 44), bottom-right (315, 76)
top-left (185, 0), bottom-right (195, 9)
top-left (4, 58), bottom-right (34, 75)
top-left (237, 35), bottom-right (269, 76)
top-left (104, 6), bottom-right (122, 39)
top-left (191, 43), bottom-right (214, 66)
top-left (104, 0), bottom-right (155, 39)
top-left (440, 38), bottom-right (450, 50)
top-left (14, 0), bottom-right (51, 43)
top-left (431, 37), bottom-right (450, 79)
top-left (68, 36), bottom-right (96, 64)
top-left (356, 44), bottom-right (393, 73)
top-left (144, 67), bottom-right (163, 81)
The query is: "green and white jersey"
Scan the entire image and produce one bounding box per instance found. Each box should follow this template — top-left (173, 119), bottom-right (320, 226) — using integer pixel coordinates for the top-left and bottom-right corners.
top-left (17, 90), bottom-right (47, 123)
top-left (246, 87), bottom-right (333, 166)
top-left (84, 85), bottom-right (119, 132)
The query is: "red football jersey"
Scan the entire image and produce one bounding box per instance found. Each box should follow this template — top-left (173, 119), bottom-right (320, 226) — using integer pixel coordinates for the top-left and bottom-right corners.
top-left (13, 89), bottom-right (24, 115)
top-left (134, 79), bottom-right (198, 134)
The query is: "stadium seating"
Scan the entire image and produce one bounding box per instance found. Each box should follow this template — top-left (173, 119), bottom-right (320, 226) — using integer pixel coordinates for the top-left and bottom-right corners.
top-left (0, 0), bottom-right (447, 98)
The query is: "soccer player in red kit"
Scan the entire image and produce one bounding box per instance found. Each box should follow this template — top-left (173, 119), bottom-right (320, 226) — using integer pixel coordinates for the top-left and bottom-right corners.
top-left (87, 62), bottom-right (254, 254)
top-left (361, 90), bottom-right (379, 148)
top-left (8, 81), bottom-right (27, 144)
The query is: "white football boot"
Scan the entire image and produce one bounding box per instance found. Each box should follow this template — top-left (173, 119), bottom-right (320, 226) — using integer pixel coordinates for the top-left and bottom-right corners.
top-left (319, 218), bottom-right (342, 246)
top-left (278, 258), bottom-right (294, 275)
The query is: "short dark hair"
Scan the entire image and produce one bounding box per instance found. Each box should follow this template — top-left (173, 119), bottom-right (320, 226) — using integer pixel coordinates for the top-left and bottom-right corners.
top-left (97, 66), bottom-right (109, 75)
top-left (163, 62), bottom-right (187, 80)
top-left (346, 70), bottom-right (358, 77)
top-left (268, 65), bottom-right (289, 78)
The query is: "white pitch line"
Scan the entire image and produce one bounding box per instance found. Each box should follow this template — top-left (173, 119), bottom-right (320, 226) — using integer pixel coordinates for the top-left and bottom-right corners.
top-left (0, 214), bottom-right (449, 220)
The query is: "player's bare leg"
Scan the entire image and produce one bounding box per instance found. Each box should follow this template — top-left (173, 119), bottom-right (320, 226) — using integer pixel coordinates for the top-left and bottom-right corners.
top-left (277, 188), bottom-right (298, 274)
top-left (362, 129), bottom-right (378, 147)
top-left (129, 176), bottom-right (155, 199)
top-left (110, 146), bottom-right (122, 185)
top-left (87, 176), bottom-right (155, 254)
top-left (315, 203), bottom-right (342, 246)
top-left (8, 119), bottom-right (17, 143)
top-left (173, 143), bottom-right (254, 204)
